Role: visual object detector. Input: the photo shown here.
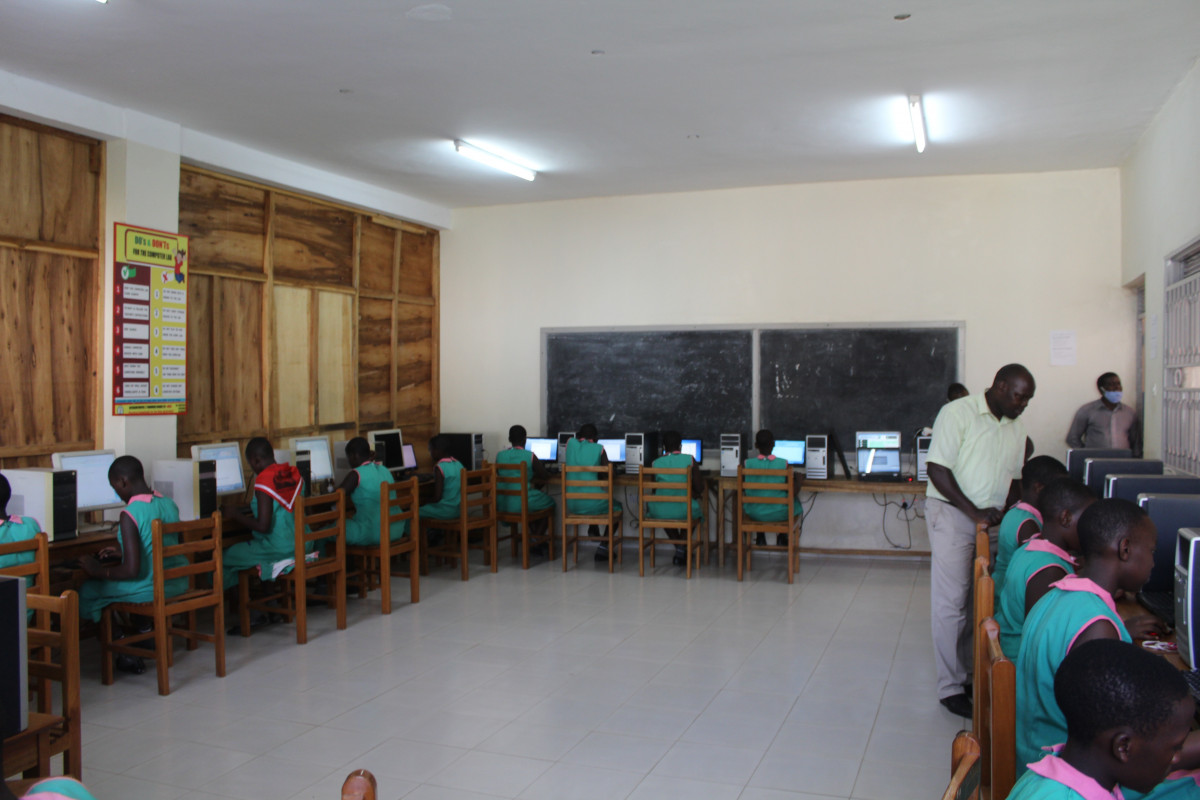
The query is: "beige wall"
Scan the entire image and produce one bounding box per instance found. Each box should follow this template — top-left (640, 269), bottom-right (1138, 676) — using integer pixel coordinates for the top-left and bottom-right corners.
top-left (442, 169), bottom-right (1130, 466)
top-left (1121, 59), bottom-right (1200, 460)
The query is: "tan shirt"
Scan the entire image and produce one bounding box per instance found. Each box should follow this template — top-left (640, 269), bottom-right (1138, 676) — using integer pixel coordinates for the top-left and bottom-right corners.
top-left (926, 393), bottom-right (1026, 510)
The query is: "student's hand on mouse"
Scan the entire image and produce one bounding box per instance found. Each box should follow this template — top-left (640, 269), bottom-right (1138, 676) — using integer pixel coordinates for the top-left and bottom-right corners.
top-left (1125, 614), bottom-right (1170, 640)
top-left (95, 547), bottom-right (118, 561)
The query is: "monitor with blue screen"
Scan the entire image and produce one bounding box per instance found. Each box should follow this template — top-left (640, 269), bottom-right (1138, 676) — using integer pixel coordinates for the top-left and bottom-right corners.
top-left (598, 438), bottom-right (626, 462)
top-left (52, 450), bottom-right (123, 510)
top-left (857, 447), bottom-right (901, 475)
top-left (773, 439), bottom-right (805, 466)
top-left (527, 437), bottom-right (558, 461)
top-left (680, 439), bottom-right (702, 461)
top-left (190, 442), bottom-right (247, 495)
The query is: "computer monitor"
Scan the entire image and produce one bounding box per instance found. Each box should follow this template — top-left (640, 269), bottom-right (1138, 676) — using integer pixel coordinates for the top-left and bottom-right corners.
top-left (1105, 474), bottom-right (1200, 503)
top-left (286, 435), bottom-right (334, 482)
top-left (527, 437), bottom-right (558, 461)
top-left (773, 439), bottom-right (805, 466)
top-left (1066, 447), bottom-right (1132, 482)
top-left (189, 442), bottom-right (247, 496)
top-left (371, 432), bottom-right (404, 470)
top-left (855, 431), bottom-right (902, 450)
top-left (680, 439), bottom-right (703, 462)
top-left (401, 443), bottom-right (418, 470)
top-left (1139, 494), bottom-right (1200, 593)
top-left (857, 447), bottom-right (901, 475)
top-left (1083, 458), bottom-right (1162, 497)
top-left (51, 450), bottom-right (122, 511)
top-left (598, 438), bottom-right (626, 463)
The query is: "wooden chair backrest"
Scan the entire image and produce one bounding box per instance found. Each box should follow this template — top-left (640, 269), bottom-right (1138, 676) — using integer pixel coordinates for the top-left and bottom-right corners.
top-left (975, 523), bottom-right (990, 565)
top-left (941, 730), bottom-right (982, 800)
top-left (296, 489), bottom-right (346, 563)
top-left (342, 769), bottom-right (377, 800)
top-left (0, 531), bottom-right (49, 595)
top-left (458, 466), bottom-right (496, 526)
top-left (381, 476), bottom-right (419, 546)
top-left (495, 460), bottom-right (532, 517)
top-left (986, 621), bottom-right (1017, 800)
top-left (737, 465), bottom-right (796, 529)
top-left (562, 464), bottom-right (616, 517)
top-left (637, 466), bottom-right (693, 525)
top-left (972, 559), bottom-right (994, 756)
top-left (151, 513), bottom-right (223, 600)
top-left (26, 590), bottom-right (81, 776)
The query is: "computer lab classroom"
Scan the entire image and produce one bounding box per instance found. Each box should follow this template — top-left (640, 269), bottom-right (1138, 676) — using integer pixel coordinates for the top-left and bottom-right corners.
top-left (4, 3), bottom-right (1200, 799)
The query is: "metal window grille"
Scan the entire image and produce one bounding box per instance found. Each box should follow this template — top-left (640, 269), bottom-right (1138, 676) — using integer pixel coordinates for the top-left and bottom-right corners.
top-left (1164, 239), bottom-right (1200, 475)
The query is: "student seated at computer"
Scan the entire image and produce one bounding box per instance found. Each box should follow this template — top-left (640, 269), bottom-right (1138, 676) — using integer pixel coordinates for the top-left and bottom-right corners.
top-left (221, 437), bottom-right (307, 590)
top-left (993, 454), bottom-right (1068, 602)
top-left (744, 429), bottom-right (801, 547)
top-left (566, 423), bottom-right (623, 561)
top-left (339, 436), bottom-right (408, 546)
top-left (77, 456), bottom-right (187, 671)
top-left (0, 473), bottom-right (41, 573)
top-left (419, 434), bottom-right (464, 523)
top-left (648, 430), bottom-right (704, 566)
top-left (495, 425), bottom-right (555, 551)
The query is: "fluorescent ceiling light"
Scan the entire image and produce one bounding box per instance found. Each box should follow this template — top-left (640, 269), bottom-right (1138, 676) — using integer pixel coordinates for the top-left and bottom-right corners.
top-left (908, 95), bottom-right (927, 154)
top-left (453, 140), bottom-right (536, 181)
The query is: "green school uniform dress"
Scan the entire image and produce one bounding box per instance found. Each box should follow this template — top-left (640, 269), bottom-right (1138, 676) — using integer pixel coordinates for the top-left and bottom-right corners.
top-left (565, 438), bottom-right (622, 515)
top-left (78, 493), bottom-right (186, 622)
top-left (647, 452), bottom-right (701, 520)
top-left (1125, 770), bottom-right (1200, 800)
top-left (346, 461), bottom-right (408, 546)
top-left (419, 457), bottom-right (464, 520)
top-left (743, 454), bottom-right (801, 521)
top-left (1007, 754), bottom-right (1124, 800)
top-left (0, 514), bottom-right (40, 570)
top-left (994, 501), bottom-right (1043, 607)
top-left (21, 776), bottom-right (102, 800)
top-left (1016, 576), bottom-right (1130, 773)
top-left (221, 463), bottom-right (306, 589)
top-left (997, 537), bottom-right (1077, 659)
top-left (495, 448), bottom-right (555, 514)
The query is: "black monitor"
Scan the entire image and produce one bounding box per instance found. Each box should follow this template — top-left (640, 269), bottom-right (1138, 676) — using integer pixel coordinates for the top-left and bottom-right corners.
top-left (375, 432), bottom-right (404, 470)
top-left (1105, 474), bottom-right (1200, 503)
top-left (1138, 494), bottom-right (1200, 592)
top-left (1083, 458), bottom-right (1162, 496)
top-left (1067, 447), bottom-right (1133, 482)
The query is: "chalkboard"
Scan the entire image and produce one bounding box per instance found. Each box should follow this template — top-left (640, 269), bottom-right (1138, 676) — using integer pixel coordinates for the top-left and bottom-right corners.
top-left (544, 330), bottom-right (754, 445)
top-left (759, 327), bottom-right (959, 452)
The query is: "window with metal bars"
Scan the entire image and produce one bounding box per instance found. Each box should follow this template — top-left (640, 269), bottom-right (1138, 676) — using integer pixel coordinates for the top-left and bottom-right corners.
top-left (1164, 238), bottom-right (1200, 475)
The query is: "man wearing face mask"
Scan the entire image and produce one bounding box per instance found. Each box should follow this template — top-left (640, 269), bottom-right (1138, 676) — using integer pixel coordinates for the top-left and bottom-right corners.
top-left (1066, 372), bottom-right (1141, 457)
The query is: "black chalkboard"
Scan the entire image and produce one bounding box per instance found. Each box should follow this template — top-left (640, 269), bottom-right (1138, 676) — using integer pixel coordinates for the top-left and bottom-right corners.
top-left (759, 327), bottom-right (959, 452)
top-left (545, 330), bottom-right (754, 445)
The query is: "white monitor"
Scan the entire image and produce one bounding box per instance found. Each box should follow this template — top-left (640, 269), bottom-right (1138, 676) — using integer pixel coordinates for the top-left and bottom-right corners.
top-left (287, 435), bottom-right (334, 482)
top-left (773, 439), bottom-right (806, 466)
top-left (51, 450), bottom-right (123, 511)
top-left (855, 431), bottom-right (902, 449)
top-left (190, 442), bottom-right (247, 496)
top-left (527, 438), bottom-right (558, 461)
top-left (680, 439), bottom-right (703, 462)
top-left (598, 438), bottom-right (626, 462)
top-left (401, 443), bottom-right (418, 470)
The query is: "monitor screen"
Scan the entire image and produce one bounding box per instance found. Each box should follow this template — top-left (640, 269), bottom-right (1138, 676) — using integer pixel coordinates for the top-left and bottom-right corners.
top-left (288, 436), bottom-right (333, 481)
top-left (401, 443), bottom-right (418, 470)
top-left (857, 447), bottom-right (901, 475)
top-left (598, 438), bottom-right (626, 462)
top-left (374, 432), bottom-right (403, 470)
top-left (527, 437), bottom-right (558, 461)
top-left (55, 450), bottom-right (122, 510)
top-left (773, 439), bottom-right (806, 466)
top-left (856, 431), bottom-right (902, 450)
top-left (193, 443), bottom-right (246, 495)
top-left (680, 439), bottom-right (703, 461)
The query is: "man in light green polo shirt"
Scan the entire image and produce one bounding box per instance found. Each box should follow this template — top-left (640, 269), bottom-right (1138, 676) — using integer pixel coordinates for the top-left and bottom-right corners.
top-left (926, 363), bottom-right (1034, 719)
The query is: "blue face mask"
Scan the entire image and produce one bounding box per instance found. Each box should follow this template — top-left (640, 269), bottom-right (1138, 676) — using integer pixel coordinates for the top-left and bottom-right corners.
top-left (1103, 390), bottom-right (1123, 404)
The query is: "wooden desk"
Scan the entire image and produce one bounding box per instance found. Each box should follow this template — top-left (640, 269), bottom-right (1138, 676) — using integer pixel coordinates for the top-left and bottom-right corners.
top-left (3, 712), bottom-right (61, 779)
top-left (47, 529), bottom-right (118, 563)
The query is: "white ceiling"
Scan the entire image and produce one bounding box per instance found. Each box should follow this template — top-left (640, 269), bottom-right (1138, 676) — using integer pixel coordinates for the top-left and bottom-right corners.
top-left (3, 0), bottom-right (1199, 210)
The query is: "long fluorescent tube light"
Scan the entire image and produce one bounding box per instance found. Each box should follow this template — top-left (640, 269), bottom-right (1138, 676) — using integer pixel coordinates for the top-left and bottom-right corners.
top-left (453, 140), bottom-right (536, 181)
top-left (908, 95), bottom-right (927, 154)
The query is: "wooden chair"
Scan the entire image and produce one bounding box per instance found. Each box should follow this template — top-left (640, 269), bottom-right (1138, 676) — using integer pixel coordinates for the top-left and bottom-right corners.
top-left (560, 464), bottom-right (623, 573)
top-left (423, 466), bottom-right (498, 581)
top-left (972, 564), bottom-right (994, 783)
top-left (341, 769), bottom-right (377, 800)
top-left (636, 466), bottom-right (703, 578)
top-left (98, 513), bottom-right (226, 696)
top-left (346, 476), bottom-right (420, 613)
top-left (494, 461), bottom-right (555, 569)
top-left (735, 465), bottom-right (801, 583)
top-left (975, 522), bottom-right (991, 566)
top-left (983, 618), bottom-right (1017, 800)
top-left (941, 730), bottom-right (982, 800)
top-left (3, 591), bottom-right (81, 780)
top-left (238, 490), bottom-right (347, 645)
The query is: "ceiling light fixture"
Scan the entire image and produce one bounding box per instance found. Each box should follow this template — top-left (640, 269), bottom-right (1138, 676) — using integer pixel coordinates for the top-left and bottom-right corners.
top-left (453, 140), bottom-right (536, 181)
top-left (908, 94), bottom-right (927, 153)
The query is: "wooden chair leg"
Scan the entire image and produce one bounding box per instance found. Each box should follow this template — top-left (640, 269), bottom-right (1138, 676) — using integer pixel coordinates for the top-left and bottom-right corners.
top-left (410, 545), bottom-right (420, 604)
top-left (155, 611), bottom-right (171, 696)
top-left (99, 607), bottom-right (115, 686)
top-left (490, 525), bottom-right (499, 574)
top-left (380, 551), bottom-right (392, 615)
top-left (295, 577), bottom-right (308, 645)
top-left (239, 570), bottom-right (252, 637)
top-left (336, 568), bottom-right (347, 630)
top-left (214, 590), bottom-right (226, 678)
top-left (186, 610), bottom-right (199, 651)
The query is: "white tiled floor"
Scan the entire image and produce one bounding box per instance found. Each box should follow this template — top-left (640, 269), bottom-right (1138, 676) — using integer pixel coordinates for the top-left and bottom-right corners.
top-left (69, 546), bottom-right (969, 800)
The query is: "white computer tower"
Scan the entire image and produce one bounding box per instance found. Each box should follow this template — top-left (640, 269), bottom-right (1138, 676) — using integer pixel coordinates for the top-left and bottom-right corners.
top-left (720, 433), bottom-right (741, 477)
top-left (1176, 528), bottom-right (1200, 668)
top-left (805, 435), bottom-right (828, 480)
top-left (5, 468), bottom-right (77, 541)
top-left (625, 433), bottom-right (645, 475)
top-left (153, 459), bottom-right (217, 521)
top-left (916, 436), bottom-right (932, 482)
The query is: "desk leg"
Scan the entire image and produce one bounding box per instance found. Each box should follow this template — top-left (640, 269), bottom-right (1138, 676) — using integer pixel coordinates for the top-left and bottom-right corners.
top-left (716, 488), bottom-right (726, 569)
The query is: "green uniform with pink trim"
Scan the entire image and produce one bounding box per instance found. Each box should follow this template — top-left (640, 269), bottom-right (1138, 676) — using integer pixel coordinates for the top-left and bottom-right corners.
top-left (420, 457), bottom-right (464, 520)
top-left (994, 501), bottom-right (1043, 607)
top-left (495, 448), bottom-right (555, 514)
top-left (222, 463), bottom-right (306, 588)
top-left (1008, 753), bottom-right (1125, 800)
top-left (1016, 576), bottom-right (1130, 773)
top-left (997, 536), bottom-right (1077, 659)
top-left (565, 439), bottom-right (622, 516)
top-left (0, 514), bottom-right (40, 570)
top-left (346, 461), bottom-right (408, 546)
top-left (743, 454), bottom-right (801, 521)
top-left (647, 452), bottom-right (701, 519)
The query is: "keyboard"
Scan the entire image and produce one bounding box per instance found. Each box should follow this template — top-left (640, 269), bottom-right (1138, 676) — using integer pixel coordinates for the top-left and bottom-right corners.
top-left (858, 473), bottom-right (911, 483)
top-left (1137, 590), bottom-right (1176, 629)
top-left (1184, 670), bottom-right (1200, 703)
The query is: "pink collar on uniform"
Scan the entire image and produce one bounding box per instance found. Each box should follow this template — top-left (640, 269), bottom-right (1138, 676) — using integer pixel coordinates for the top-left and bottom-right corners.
top-left (6, 515), bottom-right (22, 524)
top-left (1161, 770), bottom-right (1200, 788)
top-left (1049, 574), bottom-right (1118, 614)
top-left (1025, 537), bottom-right (1079, 566)
top-left (1015, 500), bottom-right (1043, 525)
top-left (762, 454), bottom-right (776, 461)
top-left (127, 492), bottom-right (160, 504)
top-left (437, 457), bottom-right (457, 465)
top-left (1027, 754), bottom-right (1124, 800)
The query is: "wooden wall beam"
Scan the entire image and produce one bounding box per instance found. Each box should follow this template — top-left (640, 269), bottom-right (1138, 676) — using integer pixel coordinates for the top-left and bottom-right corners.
top-left (0, 236), bottom-right (99, 260)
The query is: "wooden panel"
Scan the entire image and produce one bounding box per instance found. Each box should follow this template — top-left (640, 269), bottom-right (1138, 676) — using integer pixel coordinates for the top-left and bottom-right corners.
top-left (179, 169), bottom-right (267, 275)
top-left (180, 274), bottom-right (215, 438)
top-left (272, 195), bottom-right (354, 286)
top-left (358, 219), bottom-right (396, 294)
top-left (395, 303), bottom-right (435, 422)
top-left (399, 229), bottom-right (436, 297)
top-left (273, 285), bottom-right (312, 429)
top-left (0, 118), bottom-right (99, 249)
top-left (316, 291), bottom-right (354, 425)
top-left (357, 298), bottom-right (392, 422)
top-left (216, 279), bottom-right (265, 433)
top-left (402, 423), bottom-right (437, 469)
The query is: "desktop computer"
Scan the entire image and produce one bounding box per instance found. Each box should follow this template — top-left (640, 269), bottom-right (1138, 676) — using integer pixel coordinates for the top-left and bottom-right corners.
top-left (332, 440), bottom-right (352, 484)
top-left (4, 469), bottom-right (77, 541)
top-left (916, 435), bottom-right (932, 481)
top-left (191, 442), bottom-right (247, 499)
top-left (557, 432), bottom-right (573, 464)
top-left (152, 459), bottom-right (217, 521)
top-left (443, 433), bottom-right (485, 470)
top-left (623, 432), bottom-right (659, 474)
top-left (1067, 447), bottom-right (1133, 482)
top-left (0, 574), bottom-right (27, 738)
top-left (805, 435), bottom-right (828, 480)
top-left (720, 433), bottom-right (741, 477)
top-left (1175, 527), bottom-right (1200, 668)
top-left (294, 451), bottom-right (313, 496)
top-left (1083, 458), bottom-right (1163, 496)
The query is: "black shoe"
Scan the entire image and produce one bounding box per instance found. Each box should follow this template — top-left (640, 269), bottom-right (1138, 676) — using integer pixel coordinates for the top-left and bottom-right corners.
top-left (594, 545), bottom-right (609, 562)
top-left (531, 543), bottom-right (549, 558)
top-left (777, 534), bottom-right (788, 547)
top-left (115, 654), bottom-right (146, 674)
top-left (588, 524), bottom-right (601, 537)
top-left (939, 693), bottom-right (973, 718)
top-left (755, 532), bottom-right (767, 546)
top-left (672, 545), bottom-right (687, 567)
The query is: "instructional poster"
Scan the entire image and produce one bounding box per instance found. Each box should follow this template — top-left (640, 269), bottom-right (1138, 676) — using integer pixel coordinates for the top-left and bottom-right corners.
top-left (112, 223), bottom-right (189, 416)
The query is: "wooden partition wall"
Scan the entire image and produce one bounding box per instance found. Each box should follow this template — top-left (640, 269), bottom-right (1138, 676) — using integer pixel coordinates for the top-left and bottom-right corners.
top-left (0, 115), bottom-right (103, 469)
top-left (177, 167), bottom-right (439, 465)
